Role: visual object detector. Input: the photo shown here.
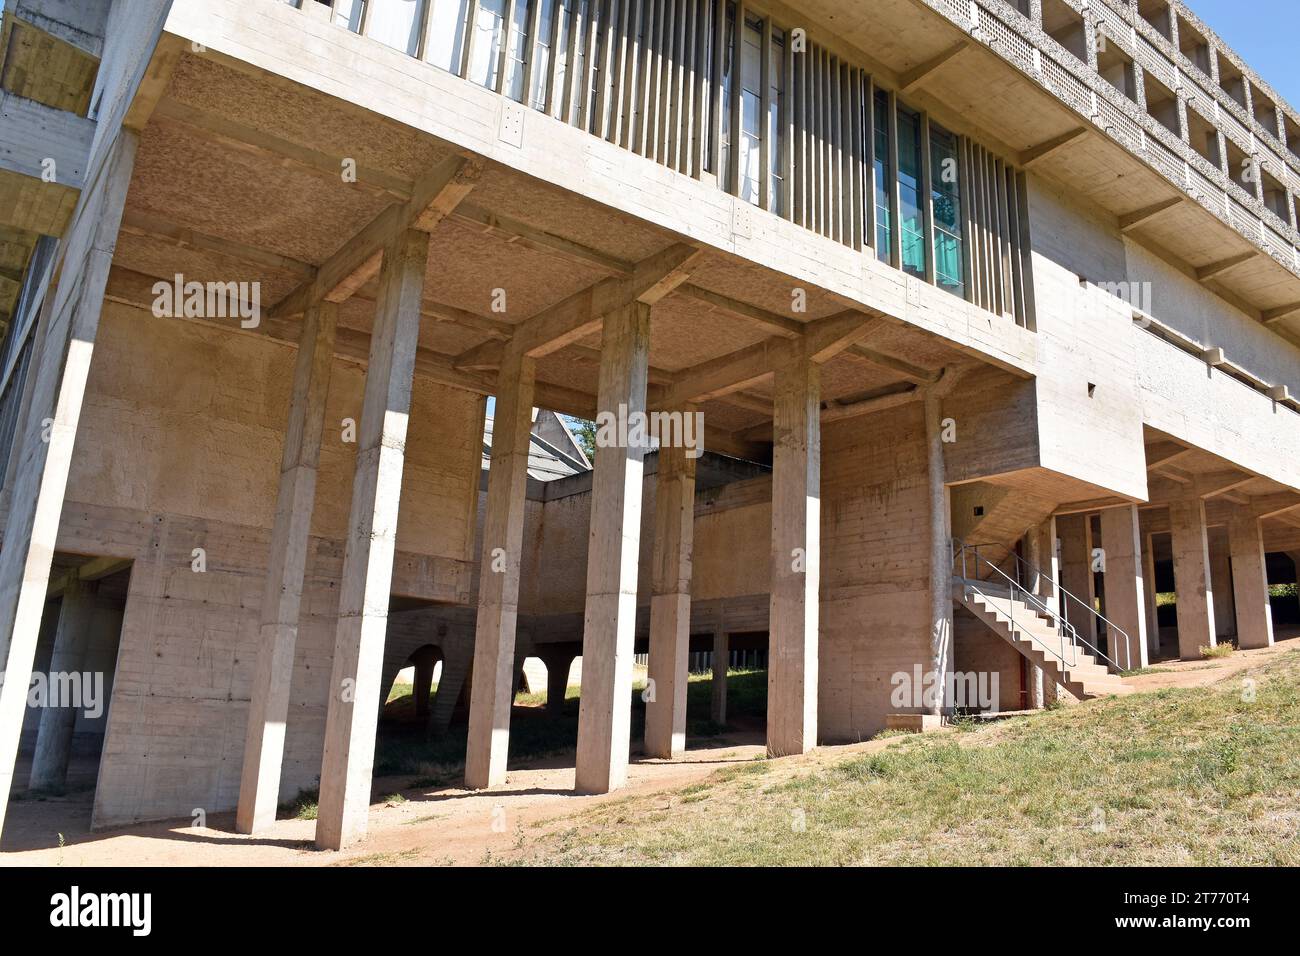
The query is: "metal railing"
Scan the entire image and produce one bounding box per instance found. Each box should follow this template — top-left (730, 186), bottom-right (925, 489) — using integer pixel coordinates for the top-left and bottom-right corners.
top-left (952, 539), bottom-right (1133, 674)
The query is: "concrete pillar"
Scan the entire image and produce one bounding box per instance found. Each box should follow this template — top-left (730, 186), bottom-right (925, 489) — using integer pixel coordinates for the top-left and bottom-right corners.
top-left (315, 229), bottom-right (428, 851)
top-left (1025, 517), bottom-right (1057, 708)
top-left (924, 393), bottom-right (954, 717)
top-left (0, 132), bottom-right (137, 841)
top-left (411, 646), bottom-right (438, 719)
top-left (1098, 505), bottom-right (1149, 671)
top-left (429, 643), bottom-right (472, 735)
top-left (541, 651), bottom-right (575, 716)
top-left (464, 348), bottom-right (536, 789)
top-left (1228, 511), bottom-right (1274, 649)
top-left (1057, 513), bottom-right (1097, 644)
top-left (767, 354), bottom-right (820, 756)
top-left (574, 301), bottom-right (652, 794)
top-left (1168, 498), bottom-right (1217, 661)
top-left (1208, 525), bottom-right (1236, 639)
top-left (237, 301), bottom-right (338, 835)
top-left (645, 438), bottom-right (697, 759)
top-left (1141, 530), bottom-right (1161, 659)
top-left (28, 579), bottom-right (97, 791)
top-left (710, 632), bottom-right (728, 725)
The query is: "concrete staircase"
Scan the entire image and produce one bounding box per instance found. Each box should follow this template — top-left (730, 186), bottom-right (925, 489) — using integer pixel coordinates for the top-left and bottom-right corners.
top-left (955, 584), bottom-right (1134, 700)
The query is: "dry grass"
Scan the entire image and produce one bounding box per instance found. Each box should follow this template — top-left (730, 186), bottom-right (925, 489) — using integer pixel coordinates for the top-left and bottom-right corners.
top-left (505, 650), bottom-right (1300, 866)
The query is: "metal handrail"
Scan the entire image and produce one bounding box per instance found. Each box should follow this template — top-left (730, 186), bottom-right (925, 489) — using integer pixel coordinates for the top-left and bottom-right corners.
top-left (952, 539), bottom-right (1132, 675)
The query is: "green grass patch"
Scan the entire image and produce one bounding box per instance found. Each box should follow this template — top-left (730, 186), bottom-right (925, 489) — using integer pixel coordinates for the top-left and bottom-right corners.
top-left (507, 650), bottom-right (1300, 866)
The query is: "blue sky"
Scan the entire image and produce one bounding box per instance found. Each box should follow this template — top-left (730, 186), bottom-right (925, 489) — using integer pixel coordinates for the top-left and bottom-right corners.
top-left (1188, 0), bottom-right (1300, 107)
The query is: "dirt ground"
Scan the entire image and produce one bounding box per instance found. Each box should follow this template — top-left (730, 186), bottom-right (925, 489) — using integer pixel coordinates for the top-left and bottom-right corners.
top-left (3, 633), bottom-right (1296, 867)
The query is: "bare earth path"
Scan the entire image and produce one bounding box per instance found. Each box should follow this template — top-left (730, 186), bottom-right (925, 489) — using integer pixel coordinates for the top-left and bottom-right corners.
top-left (4, 635), bottom-right (1297, 867)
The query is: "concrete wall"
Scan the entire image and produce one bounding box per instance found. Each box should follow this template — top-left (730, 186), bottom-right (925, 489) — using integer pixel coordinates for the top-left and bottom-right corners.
top-left (819, 403), bottom-right (934, 742)
top-left (59, 304), bottom-right (482, 826)
top-left (1026, 176), bottom-right (1148, 501)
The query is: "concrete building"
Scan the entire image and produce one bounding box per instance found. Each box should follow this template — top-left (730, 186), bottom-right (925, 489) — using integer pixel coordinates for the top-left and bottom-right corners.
top-left (1, 0), bottom-right (1299, 851)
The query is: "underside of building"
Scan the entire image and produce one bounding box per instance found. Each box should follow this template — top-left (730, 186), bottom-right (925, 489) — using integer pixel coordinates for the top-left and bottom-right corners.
top-left (2, 0), bottom-right (1300, 851)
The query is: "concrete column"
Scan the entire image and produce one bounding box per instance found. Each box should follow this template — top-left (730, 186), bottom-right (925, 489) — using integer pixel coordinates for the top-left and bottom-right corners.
top-left (924, 393), bottom-right (954, 717)
top-left (237, 301), bottom-right (338, 834)
top-left (28, 579), bottom-right (97, 791)
top-left (711, 631), bottom-right (729, 725)
top-left (0, 132), bottom-right (137, 841)
top-left (1228, 511), bottom-right (1274, 649)
top-left (1057, 513), bottom-right (1097, 644)
top-left (1141, 530), bottom-right (1161, 659)
top-left (429, 643), bottom-right (472, 734)
top-left (464, 348), bottom-right (536, 789)
top-left (645, 438), bottom-right (697, 759)
top-left (315, 229), bottom-right (428, 851)
top-left (1098, 505), bottom-right (1149, 671)
top-left (767, 354), bottom-right (820, 757)
top-left (1025, 518), bottom-right (1057, 708)
top-left (411, 646), bottom-right (438, 719)
top-left (574, 301), bottom-right (652, 794)
top-left (1208, 525), bottom-right (1236, 639)
top-left (541, 650), bottom-right (575, 716)
top-left (1168, 498), bottom-right (1217, 661)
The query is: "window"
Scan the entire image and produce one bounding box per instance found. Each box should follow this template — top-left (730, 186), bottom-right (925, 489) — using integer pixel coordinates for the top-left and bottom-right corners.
top-left (873, 89), bottom-right (892, 264)
top-left (897, 104), bottom-right (926, 280)
top-left (530, 0), bottom-right (559, 110)
top-left (737, 15), bottom-right (763, 204)
top-left (427, 0), bottom-right (469, 74)
top-left (503, 0), bottom-right (530, 101)
top-left (930, 124), bottom-right (964, 299)
top-left (364, 0), bottom-right (426, 57)
top-left (719, 4), bottom-right (735, 187)
top-left (467, 0), bottom-right (508, 89)
top-left (767, 29), bottom-right (786, 214)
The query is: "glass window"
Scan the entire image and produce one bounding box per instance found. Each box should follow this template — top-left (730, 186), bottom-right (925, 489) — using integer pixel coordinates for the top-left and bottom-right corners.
top-left (896, 104), bottom-right (926, 280)
top-left (503, 0), bottom-right (530, 101)
top-left (873, 89), bottom-right (892, 264)
top-left (930, 124), bottom-right (964, 299)
top-left (467, 0), bottom-right (507, 89)
top-left (530, 0), bottom-right (558, 110)
top-left (767, 29), bottom-right (785, 214)
top-left (427, 0), bottom-right (470, 73)
top-left (738, 16), bottom-right (763, 204)
top-left (364, 0), bottom-right (426, 56)
top-left (719, 4), bottom-right (735, 184)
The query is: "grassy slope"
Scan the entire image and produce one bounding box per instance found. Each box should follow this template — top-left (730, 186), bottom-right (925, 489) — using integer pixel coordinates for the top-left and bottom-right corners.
top-left (508, 650), bottom-right (1300, 866)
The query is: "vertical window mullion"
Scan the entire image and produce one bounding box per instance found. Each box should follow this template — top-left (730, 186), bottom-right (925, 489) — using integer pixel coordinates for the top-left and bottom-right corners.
top-left (920, 111), bottom-right (935, 284)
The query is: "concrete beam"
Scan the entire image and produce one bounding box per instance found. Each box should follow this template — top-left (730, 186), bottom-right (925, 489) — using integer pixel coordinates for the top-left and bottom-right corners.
top-left (1119, 197), bottom-right (1184, 233)
top-left (236, 301), bottom-right (338, 835)
top-left (451, 203), bottom-right (634, 276)
top-left (658, 311), bottom-right (884, 409)
top-left (272, 154), bottom-right (482, 319)
top-left (316, 229), bottom-right (429, 851)
top-left (1261, 302), bottom-right (1300, 325)
top-left (464, 347), bottom-right (536, 789)
top-left (1019, 127), bottom-right (1089, 168)
top-left (767, 350), bottom-right (819, 757)
top-left (644, 436), bottom-right (697, 759)
top-left (574, 301), bottom-right (651, 794)
top-left (1195, 251), bottom-right (1256, 283)
top-left (674, 283), bottom-right (802, 338)
top-left (899, 41), bottom-right (971, 94)
top-left (119, 209), bottom-right (316, 280)
top-left (459, 244), bottom-right (703, 372)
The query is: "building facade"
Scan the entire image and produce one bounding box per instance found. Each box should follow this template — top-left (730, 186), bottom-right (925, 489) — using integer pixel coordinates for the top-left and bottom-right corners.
top-left (1, 0), bottom-right (1299, 850)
